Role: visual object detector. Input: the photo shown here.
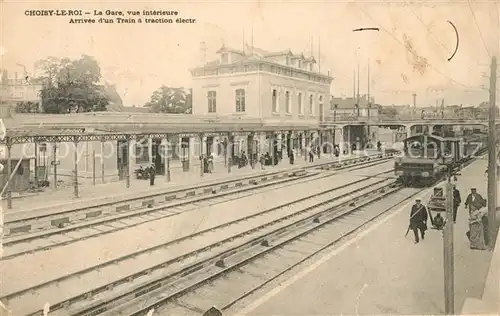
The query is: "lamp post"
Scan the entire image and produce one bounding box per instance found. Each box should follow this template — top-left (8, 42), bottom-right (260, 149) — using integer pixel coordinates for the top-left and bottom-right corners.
top-left (367, 103), bottom-right (371, 143)
top-left (428, 160), bottom-right (459, 315)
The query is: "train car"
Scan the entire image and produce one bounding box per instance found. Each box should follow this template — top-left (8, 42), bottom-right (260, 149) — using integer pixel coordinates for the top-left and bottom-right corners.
top-left (394, 133), bottom-right (485, 187)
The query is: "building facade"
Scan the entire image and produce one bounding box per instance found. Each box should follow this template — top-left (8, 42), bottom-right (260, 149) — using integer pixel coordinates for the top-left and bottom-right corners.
top-left (0, 69), bottom-right (43, 104)
top-left (190, 44), bottom-right (332, 121)
top-left (190, 44), bottom-right (333, 158)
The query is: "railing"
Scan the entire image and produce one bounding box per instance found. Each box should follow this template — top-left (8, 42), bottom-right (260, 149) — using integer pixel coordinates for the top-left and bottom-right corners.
top-left (324, 113), bottom-right (492, 122)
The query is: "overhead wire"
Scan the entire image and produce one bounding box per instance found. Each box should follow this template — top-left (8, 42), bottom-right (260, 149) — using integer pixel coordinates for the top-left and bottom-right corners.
top-left (404, 2), bottom-right (490, 74)
top-left (353, 2), bottom-right (480, 91)
top-left (467, 0), bottom-right (492, 59)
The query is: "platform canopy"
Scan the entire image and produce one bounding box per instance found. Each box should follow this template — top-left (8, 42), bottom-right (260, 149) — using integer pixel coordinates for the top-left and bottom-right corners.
top-left (2, 121), bottom-right (324, 144)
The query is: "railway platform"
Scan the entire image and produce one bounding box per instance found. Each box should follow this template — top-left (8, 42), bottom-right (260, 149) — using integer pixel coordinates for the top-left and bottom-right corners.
top-left (235, 158), bottom-right (499, 315)
top-left (0, 161), bottom-right (396, 315)
top-left (1, 150), bottom-right (379, 217)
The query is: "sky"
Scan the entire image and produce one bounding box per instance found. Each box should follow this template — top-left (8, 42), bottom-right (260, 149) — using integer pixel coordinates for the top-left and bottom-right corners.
top-left (1, 0), bottom-right (499, 107)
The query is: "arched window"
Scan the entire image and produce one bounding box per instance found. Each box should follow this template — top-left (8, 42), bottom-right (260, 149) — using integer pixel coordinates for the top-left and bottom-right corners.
top-left (235, 89), bottom-right (246, 112)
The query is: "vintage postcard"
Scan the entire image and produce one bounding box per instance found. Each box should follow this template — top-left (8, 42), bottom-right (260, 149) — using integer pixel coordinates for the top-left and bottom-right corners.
top-left (0, 0), bottom-right (499, 315)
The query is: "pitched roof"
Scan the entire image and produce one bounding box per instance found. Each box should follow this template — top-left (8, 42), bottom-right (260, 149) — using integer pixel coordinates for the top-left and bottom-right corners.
top-left (216, 45), bottom-right (245, 55)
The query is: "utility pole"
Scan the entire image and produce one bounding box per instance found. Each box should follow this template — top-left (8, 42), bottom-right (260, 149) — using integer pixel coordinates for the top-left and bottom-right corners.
top-left (487, 56), bottom-right (497, 249)
top-left (356, 54), bottom-right (360, 106)
top-left (367, 59), bottom-right (371, 141)
top-left (444, 165), bottom-right (455, 315)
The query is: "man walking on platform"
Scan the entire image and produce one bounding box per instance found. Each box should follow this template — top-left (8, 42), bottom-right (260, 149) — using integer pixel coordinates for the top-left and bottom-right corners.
top-left (409, 198), bottom-right (428, 244)
top-left (453, 185), bottom-right (462, 223)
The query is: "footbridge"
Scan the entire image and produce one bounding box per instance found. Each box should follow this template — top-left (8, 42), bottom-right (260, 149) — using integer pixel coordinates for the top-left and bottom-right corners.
top-left (321, 116), bottom-right (500, 128)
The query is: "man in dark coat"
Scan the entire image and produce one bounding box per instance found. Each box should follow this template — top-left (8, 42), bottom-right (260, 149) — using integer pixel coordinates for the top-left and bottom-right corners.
top-left (409, 198), bottom-right (428, 244)
top-left (149, 164), bottom-right (156, 186)
top-left (453, 185), bottom-right (462, 223)
top-left (464, 188), bottom-right (485, 212)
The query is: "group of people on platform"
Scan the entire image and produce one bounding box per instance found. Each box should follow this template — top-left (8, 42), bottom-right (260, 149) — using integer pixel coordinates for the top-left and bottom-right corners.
top-left (408, 185), bottom-right (490, 250)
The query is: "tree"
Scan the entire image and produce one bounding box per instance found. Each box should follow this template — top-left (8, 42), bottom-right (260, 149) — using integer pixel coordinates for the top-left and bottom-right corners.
top-left (36, 55), bottom-right (109, 113)
top-left (15, 101), bottom-right (40, 113)
top-left (144, 86), bottom-right (192, 114)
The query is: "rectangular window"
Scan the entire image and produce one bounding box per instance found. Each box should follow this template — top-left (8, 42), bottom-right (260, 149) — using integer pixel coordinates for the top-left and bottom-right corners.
top-left (236, 89), bottom-right (246, 112)
top-left (285, 91), bottom-right (291, 113)
top-left (135, 139), bottom-right (150, 164)
top-left (309, 94), bottom-right (314, 114)
top-left (221, 53), bottom-right (228, 63)
top-left (298, 92), bottom-right (303, 114)
top-left (207, 91), bottom-right (216, 113)
top-left (319, 95), bottom-right (324, 121)
top-left (272, 89), bottom-right (278, 113)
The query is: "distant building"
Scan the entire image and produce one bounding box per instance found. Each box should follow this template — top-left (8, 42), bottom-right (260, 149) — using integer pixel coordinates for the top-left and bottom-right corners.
top-left (99, 83), bottom-right (124, 112)
top-left (121, 106), bottom-right (150, 113)
top-left (329, 95), bottom-right (378, 118)
top-left (0, 69), bottom-right (44, 117)
top-left (190, 44), bottom-right (333, 121)
top-left (0, 69), bottom-right (43, 103)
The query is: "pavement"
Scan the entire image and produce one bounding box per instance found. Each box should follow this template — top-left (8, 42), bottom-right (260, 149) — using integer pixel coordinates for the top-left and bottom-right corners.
top-left (1, 150), bottom-right (379, 213)
top-left (235, 157), bottom-right (499, 315)
top-left (0, 160), bottom-right (394, 315)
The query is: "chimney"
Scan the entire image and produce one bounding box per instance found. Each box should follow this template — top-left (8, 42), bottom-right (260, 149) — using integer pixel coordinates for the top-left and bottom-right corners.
top-left (1, 69), bottom-right (7, 84)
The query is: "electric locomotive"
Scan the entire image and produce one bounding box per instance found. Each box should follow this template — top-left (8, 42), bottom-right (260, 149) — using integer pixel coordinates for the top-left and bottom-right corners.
top-left (395, 133), bottom-right (486, 187)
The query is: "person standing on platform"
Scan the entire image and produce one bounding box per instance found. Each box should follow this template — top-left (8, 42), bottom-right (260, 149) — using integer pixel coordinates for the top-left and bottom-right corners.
top-left (309, 147), bottom-right (314, 162)
top-left (465, 188), bottom-right (488, 249)
top-left (409, 198), bottom-right (428, 244)
top-left (208, 152), bottom-right (214, 173)
top-left (149, 164), bottom-right (156, 186)
top-left (468, 206), bottom-right (487, 250)
top-left (453, 185), bottom-right (462, 223)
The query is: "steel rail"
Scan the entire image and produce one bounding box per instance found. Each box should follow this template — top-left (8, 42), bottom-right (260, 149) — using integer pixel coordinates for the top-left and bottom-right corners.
top-left (2, 157), bottom-right (394, 260)
top-left (69, 179), bottom-right (397, 316)
top-left (119, 183), bottom-right (408, 316)
top-left (5, 152), bottom-right (396, 226)
top-left (18, 171), bottom-right (394, 316)
top-left (103, 153), bottom-right (486, 316)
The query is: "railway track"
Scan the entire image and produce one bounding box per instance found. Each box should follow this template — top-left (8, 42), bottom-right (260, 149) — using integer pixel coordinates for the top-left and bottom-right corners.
top-left (4, 167), bottom-right (396, 316)
top-left (2, 156), bottom-right (395, 260)
top-left (5, 152), bottom-right (398, 238)
top-left (70, 178), bottom-right (409, 316)
top-left (53, 154), bottom-right (487, 316)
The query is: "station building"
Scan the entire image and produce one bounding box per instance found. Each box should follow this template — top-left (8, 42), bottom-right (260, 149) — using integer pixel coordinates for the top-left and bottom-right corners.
top-left (0, 44), bottom-right (334, 191)
top-left (190, 44), bottom-right (333, 161)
